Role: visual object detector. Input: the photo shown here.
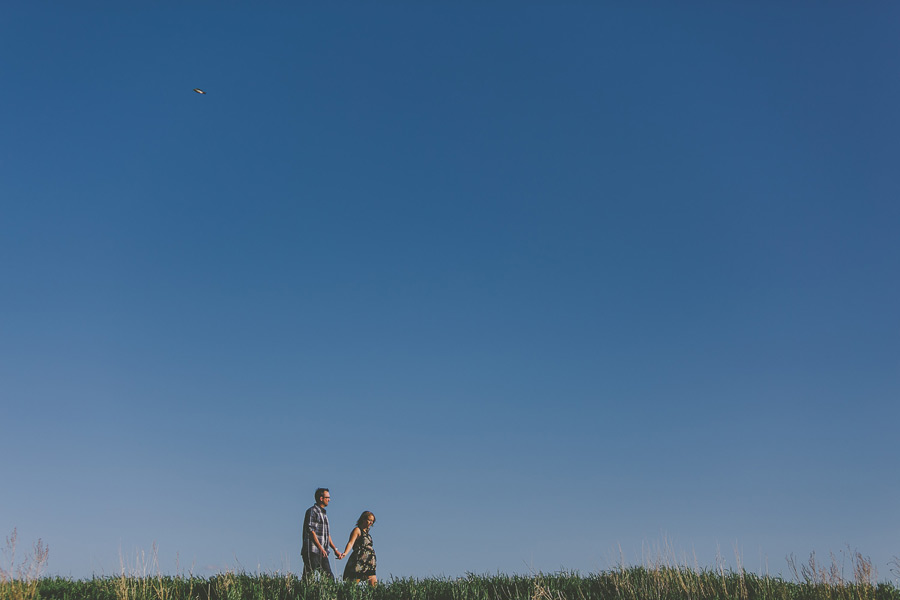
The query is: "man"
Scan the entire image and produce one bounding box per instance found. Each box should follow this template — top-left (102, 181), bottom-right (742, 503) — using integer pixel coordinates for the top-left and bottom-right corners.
top-left (301, 487), bottom-right (343, 579)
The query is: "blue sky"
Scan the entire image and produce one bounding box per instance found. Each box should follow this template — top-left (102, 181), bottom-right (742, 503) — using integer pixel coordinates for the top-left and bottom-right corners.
top-left (2, 1), bottom-right (898, 582)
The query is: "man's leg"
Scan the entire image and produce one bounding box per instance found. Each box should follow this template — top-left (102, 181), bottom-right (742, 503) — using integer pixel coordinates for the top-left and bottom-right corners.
top-left (301, 552), bottom-right (334, 580)
top-left (315, 553), bottom-right (334, 579)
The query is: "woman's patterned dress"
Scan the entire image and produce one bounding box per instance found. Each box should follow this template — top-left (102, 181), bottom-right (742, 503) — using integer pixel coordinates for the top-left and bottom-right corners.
top-left (342, 528), bottom-right (376, 580)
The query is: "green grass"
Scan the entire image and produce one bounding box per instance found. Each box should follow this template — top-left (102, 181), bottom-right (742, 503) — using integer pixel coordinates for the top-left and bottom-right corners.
top-left (4, 531), bottom-right (898, 600)
top-left (9, 568), bottom-right (898, 600)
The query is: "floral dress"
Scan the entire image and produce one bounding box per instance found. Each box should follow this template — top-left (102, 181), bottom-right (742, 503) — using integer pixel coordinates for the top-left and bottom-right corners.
top-left (342, 527), bottom-right (376, 580)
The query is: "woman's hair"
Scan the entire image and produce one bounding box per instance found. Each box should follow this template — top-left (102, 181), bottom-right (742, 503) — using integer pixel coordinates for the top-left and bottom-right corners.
top-left (356, 511), bottom-right (376, 529)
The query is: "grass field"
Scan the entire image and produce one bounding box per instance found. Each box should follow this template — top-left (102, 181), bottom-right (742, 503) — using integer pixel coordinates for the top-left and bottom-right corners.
top-left (8, 567), bottom-right (898, 600)
top-left (4, 530), bottom-right (898, 600)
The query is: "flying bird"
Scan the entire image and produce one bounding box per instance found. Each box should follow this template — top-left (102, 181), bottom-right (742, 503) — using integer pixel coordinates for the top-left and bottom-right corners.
top-left (193, 88), bottom-right (206, 94)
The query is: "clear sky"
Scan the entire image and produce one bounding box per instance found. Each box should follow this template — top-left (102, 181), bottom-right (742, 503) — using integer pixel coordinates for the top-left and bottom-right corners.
top-left (2, 1), bottom-right (898, 583)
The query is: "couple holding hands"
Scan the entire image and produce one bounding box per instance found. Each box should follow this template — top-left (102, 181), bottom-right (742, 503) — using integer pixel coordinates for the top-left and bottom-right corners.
top-left (301, 487), bottom-right (377, 586)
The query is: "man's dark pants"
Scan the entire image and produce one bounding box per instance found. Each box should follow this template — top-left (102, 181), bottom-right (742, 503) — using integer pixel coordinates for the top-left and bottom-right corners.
top-left (301, 552), bottom-right (334, 580)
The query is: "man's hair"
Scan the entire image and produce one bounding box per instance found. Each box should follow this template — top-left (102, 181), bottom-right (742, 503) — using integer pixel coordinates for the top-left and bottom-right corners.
top-left (314, 488), bottom-right (329, 502)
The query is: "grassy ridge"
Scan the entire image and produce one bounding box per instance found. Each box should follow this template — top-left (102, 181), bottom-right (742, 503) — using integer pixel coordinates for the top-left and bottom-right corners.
top-left (4, 532), bottom-right (898, 600)
top-left (11, 568), bottom-right (900, 600)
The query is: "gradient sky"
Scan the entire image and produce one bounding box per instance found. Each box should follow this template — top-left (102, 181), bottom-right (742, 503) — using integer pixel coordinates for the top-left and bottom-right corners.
top-left (2, 1), bottom-right (898, 583)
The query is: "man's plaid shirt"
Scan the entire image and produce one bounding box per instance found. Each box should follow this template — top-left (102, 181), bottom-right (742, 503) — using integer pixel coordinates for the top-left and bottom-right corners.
top-left (302, 504), bottom-right (330, 556)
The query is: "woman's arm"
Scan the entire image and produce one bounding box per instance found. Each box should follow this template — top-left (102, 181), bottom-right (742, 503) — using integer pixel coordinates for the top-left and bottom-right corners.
top-left (341, 527), bottom-right (361, 557)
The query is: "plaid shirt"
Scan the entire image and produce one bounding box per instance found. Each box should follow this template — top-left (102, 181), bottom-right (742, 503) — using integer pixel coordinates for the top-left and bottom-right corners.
top-left (302, 504), bottom-right (330, 556)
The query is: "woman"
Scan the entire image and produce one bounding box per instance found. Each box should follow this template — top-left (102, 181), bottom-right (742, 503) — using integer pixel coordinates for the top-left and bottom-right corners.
top-left (340, 511), bottom-right (377, 586)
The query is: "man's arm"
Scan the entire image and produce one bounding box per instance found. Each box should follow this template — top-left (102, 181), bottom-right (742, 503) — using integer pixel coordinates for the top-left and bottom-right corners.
top-left (307, 509), bottom-right (328, 555)
top-left (328, 535), bottom-right (341, 558)
top-left (311, 529), bottom-right (327, 555)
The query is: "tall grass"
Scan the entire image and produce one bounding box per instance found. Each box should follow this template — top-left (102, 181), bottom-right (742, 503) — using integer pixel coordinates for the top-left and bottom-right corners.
top-left (26, 563), bottom-right (900, 600)
top-left (4, 531), bottom-right (899, 600)
top-left (0, 529), bottom-right (49, 600)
